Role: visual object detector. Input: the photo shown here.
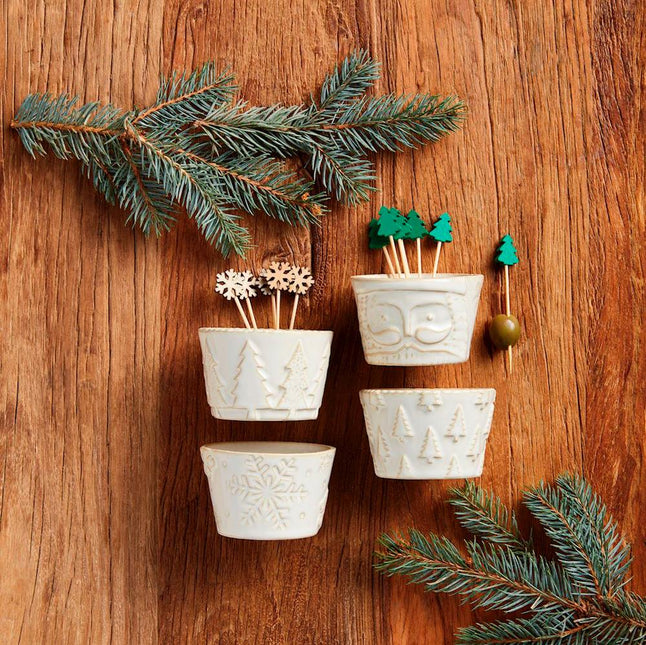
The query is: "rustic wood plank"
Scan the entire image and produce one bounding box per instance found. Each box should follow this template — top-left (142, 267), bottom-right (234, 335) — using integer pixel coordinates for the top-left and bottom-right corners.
top-left (0, 0), bottom-right (643, 643)
top-left (0, 1), bottom-right (163, 643)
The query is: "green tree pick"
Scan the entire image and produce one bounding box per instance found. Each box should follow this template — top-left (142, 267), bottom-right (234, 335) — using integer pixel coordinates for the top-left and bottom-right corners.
top-left (391, 208), bottom-right (412, 277)
top-left (496, 234), bottom-right (519, 266)
top-left (429, 212), bottom-right (453, 274)
top-left (376, 206), bottom-right (403, 276)
top-left (376, 473), bottom-right (646, 645)
top-left (405, 209), bottom-right (429, 275)
top-left (368, 218), bottom-right (396, 275)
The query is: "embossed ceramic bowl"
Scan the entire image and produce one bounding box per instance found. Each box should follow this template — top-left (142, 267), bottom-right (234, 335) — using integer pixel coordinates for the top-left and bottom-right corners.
top-left (198, 329), bottom-right (333, 421)
top-left (351, 274), bottom-right (484, 365)
top-left (200, 442), bottom-right (336, 540)
top-left (359, 388), bottom-right (496, 479)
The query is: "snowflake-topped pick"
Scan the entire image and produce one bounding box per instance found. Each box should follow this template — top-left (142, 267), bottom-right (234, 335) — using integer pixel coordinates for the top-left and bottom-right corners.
top-left (288, 266), bottom-right (314, 295)
top-left (237, 270), bottom-right (258, 300)
top-left (215, 269), bottom-right (243, 300)
top-left (261, 261), bottom-right (293, 292)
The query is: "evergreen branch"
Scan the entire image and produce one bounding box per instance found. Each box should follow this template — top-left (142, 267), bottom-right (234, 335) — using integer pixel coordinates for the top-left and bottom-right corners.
top-left (375, 531), bottom-right (581, 619)
top-left (524, 477), bottom-right (628, 598)
top-left (309, 145), bottom-right (375, 204)
top-left (134, 62), bottom-right (236, 131)
top-left (11, 51), bottom-right (465, 255)
top-left (375, 476), bottom-right (646, 645)
top-left (456, 617), bottom-right (591, 645)
top-left (449, 481), bottom-right (532, 553)
top-left (319, 48), bottom-right (380, 112)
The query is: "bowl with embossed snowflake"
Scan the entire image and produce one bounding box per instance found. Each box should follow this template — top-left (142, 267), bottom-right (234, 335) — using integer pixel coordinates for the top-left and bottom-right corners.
top-left (359, 388), bottom-right (496, 479)
top-left (200, 441), bottom-right (336, 540)
top-left (198, 329), bottom-right (333, 421)
top-left (351, 274), bottom-right (484, 365)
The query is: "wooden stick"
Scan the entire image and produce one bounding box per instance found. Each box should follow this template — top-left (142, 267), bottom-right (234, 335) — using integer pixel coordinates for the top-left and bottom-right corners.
top-left (433, 242), bottom-right (442, 275)
top-left (289, 294), bottom-right (299, 330)
top-left (505, 264), bottom-right (512, 373)
top-left (398, 239), bottom-right (411, 277)
top-left (382, 246), bottom-right (396, 276)
top-left (233, 297), bottom-right (251, 329)
top-left (245, 299), bottom-right (258, 329)
top-left (276, 290), bottom-right (281, 330)
top-left (416, 238), bottom-right (422, 276)
top-left (389, 236), bottom-right (402, 276)
top-left (270, 294), bottom-right (277, 329)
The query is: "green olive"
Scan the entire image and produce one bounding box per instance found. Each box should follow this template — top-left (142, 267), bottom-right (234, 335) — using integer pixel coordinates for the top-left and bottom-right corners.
top-left (489, 314), bottom-right (521, 349)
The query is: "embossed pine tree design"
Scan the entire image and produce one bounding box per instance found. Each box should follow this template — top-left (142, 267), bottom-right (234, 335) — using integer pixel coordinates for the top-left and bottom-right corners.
top-left (398, 456), bottom-right (412, 477)
top-left (377, 426), bottom-right (391, 460)
top-left (392, 405), bottom-right (415, 443)
top-left (445, 405), bottom-right (467, 443)
top-left (467, 425), bottom-right (483, 463)
top-left (278, 341), bottom-right (310, 410)
top-left (418, 391), bottom-right (443, 411)
top-left (232, 340), bottom-right (272, 415)
top-left (419, 427), bottom-right (443, 463)
top-left (308, 341), bottom-right (330, 407)
top-left (203, 348), bottom-right (228, 408)
top-left (445, 455), bottom-right (461, 477)
top-left (230, 456), bottom-right (307, 529)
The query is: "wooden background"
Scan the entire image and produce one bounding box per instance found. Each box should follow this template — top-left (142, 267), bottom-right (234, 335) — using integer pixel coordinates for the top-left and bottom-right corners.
top-left (1, 0), bottom-right (644, 643)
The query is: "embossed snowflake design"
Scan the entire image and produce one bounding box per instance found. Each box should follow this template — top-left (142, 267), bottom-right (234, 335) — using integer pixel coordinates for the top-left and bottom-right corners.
top-left (215, 269), bottom-right (243, 300)
top-left (288, 266), bottom-right (314, 295)
top-left (237, 270), bottom-right (258, 300)
top-left (261, 261), bottom-right (293, 292)
top-left (229, 456), bottom-right (307, 529)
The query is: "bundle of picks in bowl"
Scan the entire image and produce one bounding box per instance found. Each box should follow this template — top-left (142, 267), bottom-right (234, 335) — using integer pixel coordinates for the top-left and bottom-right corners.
top-left (199, 262), bottom-right (333, 421)
top-left (353, 207), bottom-right (496, 480)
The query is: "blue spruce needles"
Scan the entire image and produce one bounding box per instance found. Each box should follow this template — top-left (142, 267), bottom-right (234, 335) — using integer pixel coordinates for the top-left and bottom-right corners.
top-left (11, 50), bottom-right (465, 256)
top-left (375, 474), bottom-right (646, 644)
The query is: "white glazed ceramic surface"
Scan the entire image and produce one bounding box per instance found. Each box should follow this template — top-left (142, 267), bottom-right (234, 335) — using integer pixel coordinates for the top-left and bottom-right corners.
top-left (359, 388), bottom-right (496, 479)
top-left (351, 274), bottom-right (484, 365)
top-left (198, 328), bottom-right (333, 421)
top-left (200, 442), bottom-right (336, 540)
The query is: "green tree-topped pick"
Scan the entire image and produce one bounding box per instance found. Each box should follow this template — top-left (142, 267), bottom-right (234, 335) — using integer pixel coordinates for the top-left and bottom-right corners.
top-left (497, 234), bottom-right (519, 266)
top-left (429, 212), bottom-right (453, 243)
top-left (429, 212), bottom-right (453, 274)
top-left (376, 206), bottom-right (404, 276)
top-left (368, 218), bottom-right (396, 275)
top-left (376, 473), bottom-right (646, 645)
top-left (391, 208), bottom-right (413, 276)
top-left (11, 50), bottom-right (465, 257)
top-left (405, 210), bottom-right (429, 276)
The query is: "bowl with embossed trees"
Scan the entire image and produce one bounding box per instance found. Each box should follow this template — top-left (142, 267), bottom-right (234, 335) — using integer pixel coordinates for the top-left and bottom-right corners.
top-left (359, 388), bottom-right (496, 479)
top-left (199, 328), bottom-right (333, 421)
top-left (351, 273), bottom-right (484, 365)
top-left (200, 441), bottom-right (336, 540)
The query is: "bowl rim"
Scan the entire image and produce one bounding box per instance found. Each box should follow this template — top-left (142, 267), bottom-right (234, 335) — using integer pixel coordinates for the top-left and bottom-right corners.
top-left (198, 327), bottom-right (333, 334)
top-left (350, 272), bottom-right (484, 281)
top-left (200, 441), bottom-right (336, 456)
top-left (360, 387), bottom-right (496, 395)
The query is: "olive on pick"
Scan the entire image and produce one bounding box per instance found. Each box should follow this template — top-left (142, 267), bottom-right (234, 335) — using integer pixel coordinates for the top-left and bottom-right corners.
top-left (489, 314), bottom-right (521, 349)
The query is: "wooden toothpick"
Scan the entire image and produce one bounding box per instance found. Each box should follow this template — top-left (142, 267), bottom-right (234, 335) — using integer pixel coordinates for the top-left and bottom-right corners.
top-left (429, 213), bottom-right (453, 276)
top-left (397, 238), bottom-right (411, 277)
top-left (433, 242), bottom-right (442, 275)
top-left (505, 264), bottom-right (512, 373)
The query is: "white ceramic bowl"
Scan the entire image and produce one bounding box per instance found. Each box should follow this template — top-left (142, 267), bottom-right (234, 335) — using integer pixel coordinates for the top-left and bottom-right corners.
top-left (351, 274), bottom-right (483, 365)
top-left (200, 442), bottom-right (336, 540)
top-left (359, 388), bottom-right (496, 479)
top-left (198, 328), bottom-right (333, 421)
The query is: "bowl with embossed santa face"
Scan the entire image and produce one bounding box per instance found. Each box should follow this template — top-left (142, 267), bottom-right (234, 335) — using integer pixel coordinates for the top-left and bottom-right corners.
top-left (359, 388), bottom-right (496, 479)
top-left (351, 273), bottom-right (483, 366)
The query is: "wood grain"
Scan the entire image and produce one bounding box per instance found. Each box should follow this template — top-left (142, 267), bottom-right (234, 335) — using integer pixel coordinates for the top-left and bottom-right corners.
top-left (1, 0), bottom-right (644, 643)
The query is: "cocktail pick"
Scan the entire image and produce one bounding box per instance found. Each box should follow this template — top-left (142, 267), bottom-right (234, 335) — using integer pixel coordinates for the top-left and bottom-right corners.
top-left (405, 209), bottom-right (429, 276)
top-left (376, 206), bottom-right (403, 277)
top-left (287, 266), bottom-right (314, 329)
top-left (215, 269), bottom-right (251, 329)
top-left (429, 212), bottom-right (453, 275)
top-left (368, 218), bottom-right (396, 276)
top-left (257, 271), bottom-right (276, 328)
top-left (261, 261), bottom-right (292, 329)
top-left (237, 270), bottom-right (259, 329)
top-left (489, 234), bottom-right (521, 373)
top-left (390, 208), bottom-right (412, 278)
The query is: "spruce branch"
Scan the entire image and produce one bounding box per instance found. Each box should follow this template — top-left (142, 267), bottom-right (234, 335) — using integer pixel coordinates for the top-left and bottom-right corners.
top-left (11, 50), bottom-right (465, 256)
top-left (375, 474), bottom-right (646, 645)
